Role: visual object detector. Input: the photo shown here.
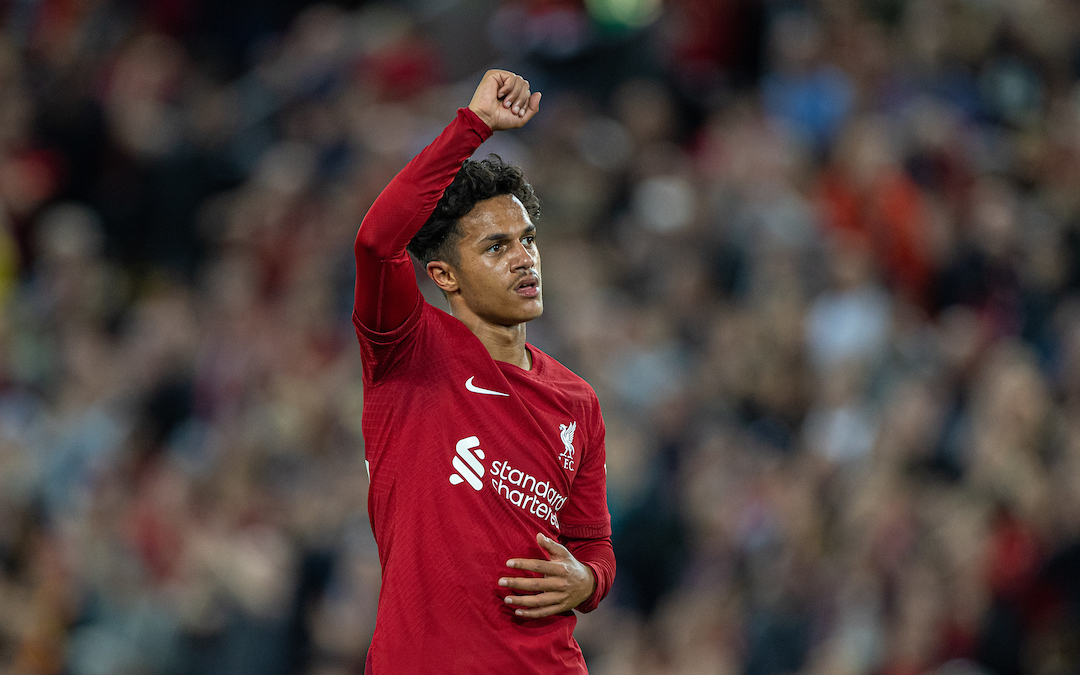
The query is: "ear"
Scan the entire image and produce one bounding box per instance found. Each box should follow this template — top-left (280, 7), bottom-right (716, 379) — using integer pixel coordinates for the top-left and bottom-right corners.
top-left (426, 260), bottom-right (459, 293)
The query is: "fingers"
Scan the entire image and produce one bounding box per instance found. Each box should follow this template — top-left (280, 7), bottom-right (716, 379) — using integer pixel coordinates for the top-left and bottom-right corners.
top-left (520, 91), bottom-right (541, 123)
top-left (511, 603), bottom-right (566, 619)
top-left (470, 70), bottom-right (540, 130)
top-left (504, 588), bottom-right (572, 618)
top-left (502, 534), bottom-right (567, 578)
top-left (499, 572), bottom-right (569, 593)
top-left (487, 69), bottom-right (531, 118)
top-left (512, 604), bottom-right (568, 619)
top-left (498, 73), bottom-right (532, 118)
top-left (504, 591), bottom-right (566, 618)
top-left (501, 547), bottom-right (569, 617)
top-left (495, 71), bottom-right (516, 100)
top-left (535, 532), bottom-right (568, 558)
top-left (505, 557), bottom-right (562, 576)
top-left (505, 590), bottom-right (562, 607)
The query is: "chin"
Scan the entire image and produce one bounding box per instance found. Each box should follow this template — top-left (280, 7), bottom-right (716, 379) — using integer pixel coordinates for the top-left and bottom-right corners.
top-left (524, 298), bottom-right (544, 321)
top-left (509, 302), bottom-right (543, 325)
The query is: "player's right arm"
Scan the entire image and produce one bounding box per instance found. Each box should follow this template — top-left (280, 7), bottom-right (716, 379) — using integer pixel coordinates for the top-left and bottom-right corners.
top-left (352, 71), bottom-right (540, 334)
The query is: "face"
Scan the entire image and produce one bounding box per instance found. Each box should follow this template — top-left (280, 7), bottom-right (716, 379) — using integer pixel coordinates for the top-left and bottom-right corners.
top-left (429, 194), bottom-right (542, 327)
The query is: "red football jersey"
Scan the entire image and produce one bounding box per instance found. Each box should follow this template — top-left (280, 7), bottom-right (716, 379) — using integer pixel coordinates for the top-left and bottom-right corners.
top-left (353, 108), bottom-right (613, 673)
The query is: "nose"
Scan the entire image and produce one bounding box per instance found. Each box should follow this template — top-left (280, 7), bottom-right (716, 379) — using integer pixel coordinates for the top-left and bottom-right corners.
top-left (509, 239), bottom-right (535, 271)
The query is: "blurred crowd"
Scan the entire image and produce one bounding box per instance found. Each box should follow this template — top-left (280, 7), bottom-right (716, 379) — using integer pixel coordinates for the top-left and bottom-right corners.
top-left (0, 0), bottom-right (1079, 673)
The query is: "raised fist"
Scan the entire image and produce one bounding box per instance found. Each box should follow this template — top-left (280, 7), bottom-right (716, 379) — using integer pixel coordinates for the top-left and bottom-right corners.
top-left (468, 70), bottom-right (541, 132)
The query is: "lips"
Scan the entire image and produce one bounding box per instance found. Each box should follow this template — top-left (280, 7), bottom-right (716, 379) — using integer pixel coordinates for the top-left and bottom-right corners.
top-left (514, 274), bottom-right (540, 298)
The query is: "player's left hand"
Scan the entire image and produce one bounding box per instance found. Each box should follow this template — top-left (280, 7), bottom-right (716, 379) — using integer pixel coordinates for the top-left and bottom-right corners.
top-left (500, 533), bottom-right (596, 618)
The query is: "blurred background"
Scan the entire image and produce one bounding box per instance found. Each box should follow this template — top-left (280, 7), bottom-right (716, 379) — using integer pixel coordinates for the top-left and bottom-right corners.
top-left (0, 0), bottom-right (1079, 673)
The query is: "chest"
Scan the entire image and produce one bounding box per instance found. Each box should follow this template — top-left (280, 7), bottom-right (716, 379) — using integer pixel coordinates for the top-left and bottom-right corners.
top-left (441, 400), bottom-right (583, 532)
top-left (372, 354), bottom-right (588, 528)
top-left (437, 366), bottom-right (586, 491)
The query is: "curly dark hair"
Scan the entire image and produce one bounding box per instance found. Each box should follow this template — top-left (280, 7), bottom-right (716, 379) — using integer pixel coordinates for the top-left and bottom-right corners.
top-left (407, 154), bottom-right (540, 266)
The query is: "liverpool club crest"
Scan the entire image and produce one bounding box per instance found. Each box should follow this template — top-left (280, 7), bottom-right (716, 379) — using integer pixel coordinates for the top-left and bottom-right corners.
top-left (559, 422), bottom-right (576, 471)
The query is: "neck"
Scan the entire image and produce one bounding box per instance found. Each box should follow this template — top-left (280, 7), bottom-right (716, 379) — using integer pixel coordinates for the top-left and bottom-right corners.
top-left (451, 310), bottom-right (531, 370)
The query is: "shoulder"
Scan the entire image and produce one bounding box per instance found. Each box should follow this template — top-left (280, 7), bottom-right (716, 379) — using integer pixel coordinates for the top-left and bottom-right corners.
top-left (528, 345), bottom-right (600, 403)
top-left (358, 301), bottom-right (467, 384)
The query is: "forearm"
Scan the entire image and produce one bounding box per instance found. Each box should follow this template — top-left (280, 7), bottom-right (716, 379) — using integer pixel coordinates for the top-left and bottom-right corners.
top-left (353, 108), bottom-right (492, 332)
top-left (563, 536), bottom-right (615, 613)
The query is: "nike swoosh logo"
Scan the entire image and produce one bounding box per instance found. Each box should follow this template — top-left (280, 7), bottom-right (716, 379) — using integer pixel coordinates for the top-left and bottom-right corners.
top-left (465, 376), bottom-right (509, 397)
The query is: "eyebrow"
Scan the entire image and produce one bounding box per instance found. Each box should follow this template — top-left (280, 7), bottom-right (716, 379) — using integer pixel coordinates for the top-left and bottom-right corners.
top-left (479, 225), bottom-right (536, 243)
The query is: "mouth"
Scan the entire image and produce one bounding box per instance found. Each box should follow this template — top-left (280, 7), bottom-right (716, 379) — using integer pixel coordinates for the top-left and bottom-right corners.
top-left (513, 274), bottom-right (541, 298)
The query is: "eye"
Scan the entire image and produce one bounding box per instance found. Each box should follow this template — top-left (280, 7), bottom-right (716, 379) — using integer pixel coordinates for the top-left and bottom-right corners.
top-left (523, 235), bottom-right (536, 246)
top-left (486, 242), bottom-right (503, 253)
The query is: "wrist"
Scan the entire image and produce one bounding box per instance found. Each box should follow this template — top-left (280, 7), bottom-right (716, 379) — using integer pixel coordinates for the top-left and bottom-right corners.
top-left (467, 104), bottom-right (495, 131)
top-left (576, 561), bottom-right (597, 606)
top-left (584, 562), bottom-right (597, 596)
top-left (571, 560), bottom-right (601, 612)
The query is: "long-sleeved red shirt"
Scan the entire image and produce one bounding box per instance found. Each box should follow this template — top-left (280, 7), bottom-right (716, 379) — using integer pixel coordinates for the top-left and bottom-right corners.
top-left (353, 107), bottom-right (615, 673)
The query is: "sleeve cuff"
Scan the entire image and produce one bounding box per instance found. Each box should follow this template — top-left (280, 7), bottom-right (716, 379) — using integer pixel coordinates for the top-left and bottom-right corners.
top-left (458, 107), bottom-right (494, 143)
top-left (577, 560), bottom-right (605, 613)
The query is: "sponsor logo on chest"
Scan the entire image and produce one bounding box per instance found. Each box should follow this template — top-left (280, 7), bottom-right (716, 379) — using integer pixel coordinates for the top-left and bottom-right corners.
top-left (446, 422), bottom-right (577, 527)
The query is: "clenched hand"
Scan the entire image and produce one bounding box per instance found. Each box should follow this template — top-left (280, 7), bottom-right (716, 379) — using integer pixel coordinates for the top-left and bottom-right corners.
top-left (468, 69), bottom-right (541, 132)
